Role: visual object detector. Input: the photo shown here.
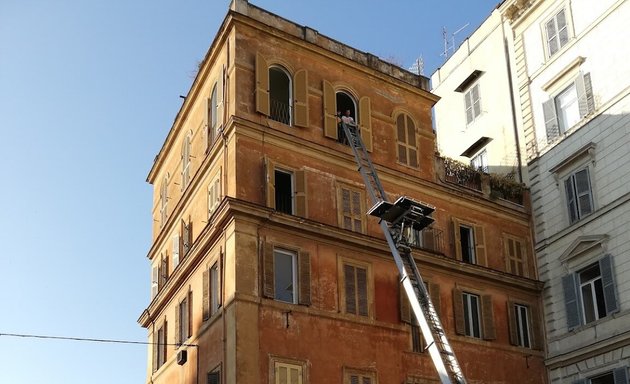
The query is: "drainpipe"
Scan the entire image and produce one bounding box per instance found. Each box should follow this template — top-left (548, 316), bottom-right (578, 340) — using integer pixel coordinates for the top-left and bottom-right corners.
top-left (501, 15), bottom-right (524, 183)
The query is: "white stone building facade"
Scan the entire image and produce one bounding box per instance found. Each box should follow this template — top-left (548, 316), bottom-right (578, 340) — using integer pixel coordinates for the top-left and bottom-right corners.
top-left (501, 0), bottom-right (630, 383)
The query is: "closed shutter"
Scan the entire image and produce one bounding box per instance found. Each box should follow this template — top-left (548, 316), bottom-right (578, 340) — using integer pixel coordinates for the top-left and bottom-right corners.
top-left (452, 218), bottom-right (462, 260)
top-left (562, 273), bottom-right (581, 330)
top-left (357, 266), bottom-right (368, 316)
top-left (600, 254), bottom-right (619, 315)
top-left (216, 65), bottom-right (225, 133)
top-left (175, 302), bottom-right (181, 345)
top-left (275, 363), bottom-right (302, 384)
top-left (322, 80), bottom-right (338, 139)
top-left (203, 269), bottom-right (210, 320)
top-left (205, 96), bottom-right (212, 149)
top-left (295, 169), bottom-right (307, 217)
top-left (530, 302), bottom-right (544, 350)
top-left (172, 234), bottom-right (180, 269)
top-left (152, 331), bottom-right (158, 372)
top-left (465, 91), bottom-right (473, 124)
top-left (264, 157), bottom-right (276, 209)
top-left (207, 371), bottom-right (221, 384)
top-left (298, 251), bottom-right (311, 305)
top-left (359, 96), bottom-right (372, 152)
top-left (255, 53), bottom-right (270, 115)
top-left (453, 288), bottom-right (465, 335)
top-left (474, 225), bottom-right (487, 266)
top-left (344, 264), bottom-right (357, 315)
top-left (159, 256), bottom-right (168, 289)
top-left (263, 242), bottom-right (275, 298)
top-left (351, 190), bottom-right (363, 232)
top-left (507, 301), bottom-right (518, 346)
top-left (565, 176), bottom-right (578, 223)
top-left (613, 367), bottom-right (629, 384)
top-left (293, 69), bottom-right (309, 127)
top-left (422, 228), bottom-right (436, 251)
top-left (481, 294), bottom-right (496, 340)
top-left (543, 98), bottom-right (560, 142)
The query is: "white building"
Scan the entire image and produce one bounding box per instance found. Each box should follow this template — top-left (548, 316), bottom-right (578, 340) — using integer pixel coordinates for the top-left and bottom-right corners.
top-left (433, 0), bottom-right (630, 382)
top-left (431, 9), bottom-right (528, 182)
top-left (499, 0), bottom-right (630, 382)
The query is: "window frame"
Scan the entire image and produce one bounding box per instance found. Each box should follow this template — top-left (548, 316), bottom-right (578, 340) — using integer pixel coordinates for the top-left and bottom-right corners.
top-left (159, 177), bottom-right (168, 228)
top-left (471, 149), bottom-right (488, 173)
top-left (153, 320), bottom-right (167, 372)
top-left (176, 291), bottom-right (192, 346)
top-left (262, 243), bottom-right (311, 306)
top-left (452, 218), bottom-right (487, 266)
top-left (514, 304), bottom-right (531, 348)
top-left (563, 254), bottom-right (619, 331)
top-left (543, 72), bottom-right (594, 143)
top-left (273, 248), bottom-right (298, 304)
top-left (462, 292), bottom-right (482, 338)
top-left (209, 83), bottom-right (218, 146)
top-left (274, 168), bottom-right (295, 215)
top-left (505, 235), bottom-right (528, 277)
top-left (464, 82), bottom-right (482, 125)
top-left (269, 357), bottom-right (306, 384)
top-left (343, 368), bottom-right (377, 384)
top-left (564, 166), bottom-right (594, 224)
top-left (395, 113), bottom-right (418, 167)
top-left (208, 170), bottom-right (222, 218)
top-left (544, 8), bottom-right (570, 58)
top-left (337, 183), bottom-right (366, 234)
top-left (268, 65), bottom-right (293, 126)
top-left (339, 258), bottom-right (373, 318)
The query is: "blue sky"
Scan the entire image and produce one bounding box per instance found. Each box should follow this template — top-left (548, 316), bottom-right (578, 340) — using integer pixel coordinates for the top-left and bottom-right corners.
top-left (0, 1), bottom-right (497, 382)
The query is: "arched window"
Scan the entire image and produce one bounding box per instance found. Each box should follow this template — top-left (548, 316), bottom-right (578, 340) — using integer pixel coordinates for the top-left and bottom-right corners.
top-left (396, 113), bottom-right (418, 167)
top-left (336, 91), bottom-right (357, 144)
top-left (269, 66), bottom-right (292, 125)
top-left (181, 133), bottom-right (191, 190)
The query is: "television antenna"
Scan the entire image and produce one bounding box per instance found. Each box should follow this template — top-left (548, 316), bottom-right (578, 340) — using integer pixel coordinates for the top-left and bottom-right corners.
top-left (440, 23), bottom-right (469, 58)
top-left (408, 55), bottom-right (424, 76)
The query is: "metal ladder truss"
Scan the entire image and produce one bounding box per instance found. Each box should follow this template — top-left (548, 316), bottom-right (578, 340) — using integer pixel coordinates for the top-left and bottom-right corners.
top-left (340, 122), bottom-right (467, 384)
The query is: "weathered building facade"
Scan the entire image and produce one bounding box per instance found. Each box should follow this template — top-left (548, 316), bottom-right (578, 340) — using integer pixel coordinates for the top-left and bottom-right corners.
top-left (138, 1), bottom-right (546, 383)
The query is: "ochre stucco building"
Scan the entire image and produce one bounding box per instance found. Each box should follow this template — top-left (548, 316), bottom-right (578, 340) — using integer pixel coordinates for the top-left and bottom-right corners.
top-left (138, 1), bottom-right (546, 383)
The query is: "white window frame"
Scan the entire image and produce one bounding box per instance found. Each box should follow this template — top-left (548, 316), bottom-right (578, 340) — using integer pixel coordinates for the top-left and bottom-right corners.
top-left (159, 178), bottom-right (168, 227)
top-left (208, 172), bottom-right (221, 218)
top-left (471, 149), bottom-right (488, 173)
top-left (463, 292), bottom-right (481, 338)
top-left (544, 8), bottom-right (569, 58)
top-left (210, 262), bottom-right (220, 315)
top-left (273, 249), bottom-right (298, 304)
top-left (464, 83), bottom-right (481, 125)
top-left (514, 304), bottom-right (531, 348)
top-left (578, 263), bottom-right (606, 324)
top-left (209, 84), bottom-right (218, 144)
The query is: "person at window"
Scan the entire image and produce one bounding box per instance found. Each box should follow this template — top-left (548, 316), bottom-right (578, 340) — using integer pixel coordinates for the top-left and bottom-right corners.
top-left (341, 109), bottom-right (356, 126)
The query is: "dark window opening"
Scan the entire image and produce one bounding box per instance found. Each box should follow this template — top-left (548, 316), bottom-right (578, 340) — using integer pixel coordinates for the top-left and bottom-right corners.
top-left (275, 170), bottom-right (293, 214)
top-left (590, 373), bottom-right (614, 384)
top-left (460, 226), bottom-right (476, 264)
top-left (269, 67), bottom-right (291, 125)
top-left (336, 92), bottom-right (357, 144)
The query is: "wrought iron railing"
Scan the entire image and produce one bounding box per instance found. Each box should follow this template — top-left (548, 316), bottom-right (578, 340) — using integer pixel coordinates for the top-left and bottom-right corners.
top-left (270, 99), bottom-right (291, 125)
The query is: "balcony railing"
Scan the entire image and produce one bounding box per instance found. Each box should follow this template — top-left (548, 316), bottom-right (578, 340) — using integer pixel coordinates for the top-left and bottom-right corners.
top-left (270, 99), bottom-right (291, 125)
top-left (407, 226), bottom-right (444, 254)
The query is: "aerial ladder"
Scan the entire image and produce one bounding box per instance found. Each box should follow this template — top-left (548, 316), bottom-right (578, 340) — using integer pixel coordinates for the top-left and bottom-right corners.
top-left (340, 121), bottom-right (467, 384)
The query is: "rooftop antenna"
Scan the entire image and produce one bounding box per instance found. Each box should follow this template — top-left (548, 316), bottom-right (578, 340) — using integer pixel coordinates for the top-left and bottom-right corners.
top-left (440, 23), bottom-right (469, 58)
top-left (408, 55), bottom-right (424, 76)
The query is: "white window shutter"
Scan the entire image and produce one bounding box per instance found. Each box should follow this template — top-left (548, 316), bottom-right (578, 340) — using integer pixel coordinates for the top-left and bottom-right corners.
top-left (173, 234), bottom-right (180, 269)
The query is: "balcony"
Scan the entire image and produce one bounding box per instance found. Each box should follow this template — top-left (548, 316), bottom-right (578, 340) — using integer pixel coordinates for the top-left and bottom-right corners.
top-left (443, 157), bottom-right (482, 191)
top-left (407, 226), bottom-right (445, 254)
